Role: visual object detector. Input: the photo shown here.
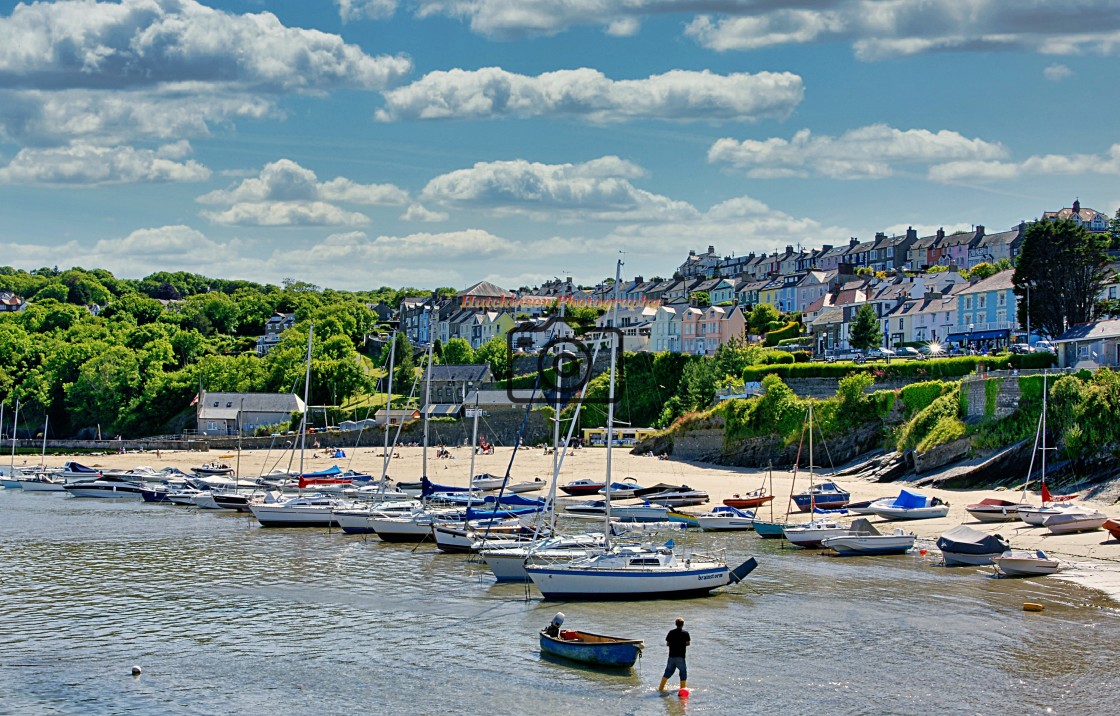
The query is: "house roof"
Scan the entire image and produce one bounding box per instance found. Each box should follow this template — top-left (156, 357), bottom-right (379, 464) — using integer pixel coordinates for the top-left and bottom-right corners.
top-left (1055, 319), bottom-right (1120, 343)
top-left (457, 280), bottom-right (513, 298)
top-left (957, 269), bottom-right (1014, 295)
top-left (422, 364), bottom-right (492, 383)
top-left (196, 392), bottom-right (305, 420)
top-left (811, 306), bottom-right (844, 325)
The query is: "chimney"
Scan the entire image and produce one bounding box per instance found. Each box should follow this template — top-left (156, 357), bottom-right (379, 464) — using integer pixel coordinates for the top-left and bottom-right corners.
top-left (906, 227), bottom-right (918, 241)
top-left (1073, 199), bottom-right (1080, 214)
top-left (689, 249), bottom-right (696, 256)
top-left (785, 245), bottom-right (794, 254)
top-left (822, 244), bottom-right (833, 252)
top-left (875, 232), bottom-right (887, 241)
top-left (849, 237), bottom-right (859, 248)
top-left (936, 227), bottom-right (945, 241)
top-left (924, 289), bottom-right (942, 300)
top-left (975, 225), bottom-right (985, 237)
top-left (707, 245), bottom-right (715, 255)
top-left (635, 275), bottom-right (643, 283)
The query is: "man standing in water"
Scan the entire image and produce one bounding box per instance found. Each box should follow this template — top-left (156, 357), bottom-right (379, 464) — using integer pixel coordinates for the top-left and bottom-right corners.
top-left (658, 617), bottom-right (690, 693)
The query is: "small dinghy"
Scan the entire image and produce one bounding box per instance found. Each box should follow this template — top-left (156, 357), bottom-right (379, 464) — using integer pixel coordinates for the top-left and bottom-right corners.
top-left (722, 489), bottom-right (774, 509)
top-left (696, 505), bottom-right (755, 531)
top-left (539, 614), bottom-right (643, 668)
top-left (867, 489), bottom-right (949, 520)
top-left (965, 498), bottom-right (1021, 523)
top-left (1104, 519), bottom-right (1120, 541)
top-left (821, 518), bottom-right (916, 555)
top-left (936, 525), bottom-right (1010, 566)
top-left (993, 549), bottom-right (1060, 577)
top-left (1043, 508), bottom-right (1108, 535)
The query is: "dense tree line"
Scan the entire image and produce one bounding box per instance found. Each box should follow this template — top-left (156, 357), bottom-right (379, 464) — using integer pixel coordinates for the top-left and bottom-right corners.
top-left (0, 266), bottom-right (429, 439)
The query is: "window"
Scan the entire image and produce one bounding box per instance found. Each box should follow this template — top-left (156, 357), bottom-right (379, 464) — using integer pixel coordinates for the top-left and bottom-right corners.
top-left (998, 292), bottom-right (1006, 307)
top-left (964, 296), bottom-right (972, 310)
top-left (978, 295), bottom-right (987, 309)
top-left (898, 318), bottom-right (904, 330)
top-left (226, 401), bottom-right (232, 408)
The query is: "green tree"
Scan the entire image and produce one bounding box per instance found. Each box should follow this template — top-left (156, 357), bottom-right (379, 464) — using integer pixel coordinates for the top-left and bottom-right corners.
top-left (969, 262), bottom-right (998, 281)
top-left (441, 338), bottom-right (475, 365)
top-left (475, 335), bottom-right (511, 380)
top-left (849, 304), bottom-right (883, 351)
top-left (748, 304), bottom-right (780, 336)
top-left (690, 291), bottom-right (711, 307)
top-left (1014, 218), bottom-right (1111, 337)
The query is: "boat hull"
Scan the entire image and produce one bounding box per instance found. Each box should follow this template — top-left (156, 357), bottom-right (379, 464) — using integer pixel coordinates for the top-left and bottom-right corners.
top-left (867, 505), bottom-right (950, 520)
top-left (722, 496), bottom-right (773, 509)
top-left (539, 630), bottom-right (643, 668)
top-left (993, 550), bottom-right (1060, 576)
top-left (250, 505), bottom-right (339, 528)
top-left (822, 535), bottom-right (915, 555)
top-left (941, 550), bottom-right (1003, 567)
top-left (966, 507), bottom-right (1021, 523)
top-left (1044, 514), bottom-right (1107, 535)
top-left (696, 517), bottom-right (754, 531)
top-left (526, 564), bottom-right (732, 600)
top-left (752, 520), bottom-right (787, 539)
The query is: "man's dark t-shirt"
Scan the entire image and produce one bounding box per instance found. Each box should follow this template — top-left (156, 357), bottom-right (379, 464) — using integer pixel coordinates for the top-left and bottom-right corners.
top-left (666, 628), bottom-right (690, 658)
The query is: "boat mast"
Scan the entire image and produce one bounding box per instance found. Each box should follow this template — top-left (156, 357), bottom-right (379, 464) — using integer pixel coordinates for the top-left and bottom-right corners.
top-left (549, 301), bottom-right (566, 533)
top-left (9, 398), bottom-right (18, 476)
top-left (380, 329), bottom-right (397, 486)
top-left (603, 257), bottom-right (623, 548)
top-left (236, 398), bottom-right (243, 484)
top-left (298, 325), bottom-right (314, 480)
top-left (40, 414), bottom-right (48, 470)
top-left (422, 339), bottom-right (434, 480)
top-left (1040, 371), bottom-right (1048, 503)
top-left (468, 391), bottom-right (480, 500)
top-left (808, 403), bottom-right (814, 514)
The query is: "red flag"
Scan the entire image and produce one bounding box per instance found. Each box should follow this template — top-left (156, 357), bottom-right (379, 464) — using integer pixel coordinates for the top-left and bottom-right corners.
top-left (190, 393), bottom-right (199, 406)
top-left (1041, 480), bottom-right (1052, 503)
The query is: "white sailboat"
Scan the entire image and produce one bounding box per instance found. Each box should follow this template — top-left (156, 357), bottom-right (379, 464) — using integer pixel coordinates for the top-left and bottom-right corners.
top-left (784, 404), bottom-right (853, 548)
top-left (250, 325), bottom-right (357, 528)
top-left (1018, 372), bottom-right (1083, 526)
top-left (524, 259), bottom-right (757, 600)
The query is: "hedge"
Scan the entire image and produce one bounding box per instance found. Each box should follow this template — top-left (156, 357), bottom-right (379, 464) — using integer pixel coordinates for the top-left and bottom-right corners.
top-left (742, 355), bottom-right (1014, 382)
top-left (763, 321), bottom-right (801, 347)
top-left (899, 381), bottom-right (950, 417)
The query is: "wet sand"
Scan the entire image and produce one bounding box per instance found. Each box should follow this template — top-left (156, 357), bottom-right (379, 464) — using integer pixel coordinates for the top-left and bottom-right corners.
top-left (26, 443), bottom-right (1120, 599)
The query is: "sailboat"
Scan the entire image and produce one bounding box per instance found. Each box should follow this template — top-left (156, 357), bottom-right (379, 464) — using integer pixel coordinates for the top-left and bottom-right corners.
top-left (524, 259), bottom-right (757, 600)
top-left (783, 404), bottom-right (853, 549)
top-left (250, 325), bottom-right (358, 528)
top-left (751, 464), bottom-right (787, 538)
top-left (1017, 372), bottom-right (1083, 527)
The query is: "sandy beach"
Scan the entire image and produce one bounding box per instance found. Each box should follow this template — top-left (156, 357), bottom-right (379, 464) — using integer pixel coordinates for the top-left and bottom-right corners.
top-left (26, 443), bottom-right (1120, 600)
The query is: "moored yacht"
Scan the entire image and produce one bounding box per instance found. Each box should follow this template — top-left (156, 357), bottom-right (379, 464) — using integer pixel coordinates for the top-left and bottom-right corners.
top-left (63, 475), bottom-right (146, 498)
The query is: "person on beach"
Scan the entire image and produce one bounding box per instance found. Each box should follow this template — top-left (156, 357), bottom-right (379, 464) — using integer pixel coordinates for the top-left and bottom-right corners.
top-left (659, 617), bottom-right (690, 693)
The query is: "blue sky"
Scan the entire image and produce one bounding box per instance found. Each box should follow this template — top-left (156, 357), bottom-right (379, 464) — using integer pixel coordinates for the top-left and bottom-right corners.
top-left (1, 0), bottom-right (1118, 291)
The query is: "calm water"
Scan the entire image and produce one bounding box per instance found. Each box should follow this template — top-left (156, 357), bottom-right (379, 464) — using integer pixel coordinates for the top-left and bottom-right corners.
top-left (1, 490), bottom-right (1117, 716)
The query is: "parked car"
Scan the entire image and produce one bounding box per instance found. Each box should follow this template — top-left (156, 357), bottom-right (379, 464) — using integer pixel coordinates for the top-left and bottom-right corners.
top-left (896, 346), bottom-right (924, 360)
top-left (867, 347), bottom-right (896, 359)
top-left (1008, 343), bottom-right (1032, 355)
top-left (1033, 340), bottom-right (1056, 353)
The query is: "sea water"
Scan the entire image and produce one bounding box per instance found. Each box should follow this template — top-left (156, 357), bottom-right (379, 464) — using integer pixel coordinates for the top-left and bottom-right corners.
top-left (1, 489), bottom-right (1116, 715)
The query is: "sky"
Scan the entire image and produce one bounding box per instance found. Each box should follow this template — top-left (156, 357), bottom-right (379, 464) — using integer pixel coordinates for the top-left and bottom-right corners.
top-left (1, 0), bottom-right (1119, 292)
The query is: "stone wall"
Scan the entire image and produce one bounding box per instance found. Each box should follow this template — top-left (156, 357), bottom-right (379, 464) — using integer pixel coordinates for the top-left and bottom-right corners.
top-left (784, 377), bottom-right (914, 399)
top-left (962, 376), bottom-right (1019, 420)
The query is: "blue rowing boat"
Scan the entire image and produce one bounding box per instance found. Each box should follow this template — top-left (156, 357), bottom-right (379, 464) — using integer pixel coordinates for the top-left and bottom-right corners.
top-left (539, 629), bottom-right (644, 668)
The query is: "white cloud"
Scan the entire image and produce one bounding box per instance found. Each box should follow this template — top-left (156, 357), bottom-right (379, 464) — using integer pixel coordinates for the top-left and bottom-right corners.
top-left (420, 156), bottom-right (698, 222)
top-left (0, 0), bottom-right (410, 147)
top-left (0, 141), bottom-right (210, 185)
top-left (377, 67), bottom-right (802, 123)
top-left (401, 203), bottom-right (450, 222)
top-left (709, 124), bottom-right (1007, 179)
top-left (197, 159), bottom-right (408, 226)
top-left (410, 0), bottom-right (1120, 60)
top-left (0, 0), bottom-right (411, 92)
top-left (336, 0), bottom-right (398, 22)
top-left (1044, 63), bottom-right (1073, 81)
top-left (930, 144), bottom-right (1120, 183)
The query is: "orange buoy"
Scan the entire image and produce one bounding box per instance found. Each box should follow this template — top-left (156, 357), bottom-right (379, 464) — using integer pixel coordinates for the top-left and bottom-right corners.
top-left (1023, 603), bottom-right (1044, 612)
top-left (918, 548), bottom-right (928, 556)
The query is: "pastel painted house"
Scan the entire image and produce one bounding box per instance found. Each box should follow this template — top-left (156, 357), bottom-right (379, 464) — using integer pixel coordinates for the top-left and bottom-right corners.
top-left (650, 304), bottom-right (684, 353)
top-left (951, 270), bottom-right (1017, 347)
top-left (681, 305), bottom-right (747, 355)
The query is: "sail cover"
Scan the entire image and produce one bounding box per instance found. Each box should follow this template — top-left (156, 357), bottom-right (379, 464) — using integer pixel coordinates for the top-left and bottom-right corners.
top-left (936, 525), bottom-right (1010, 555)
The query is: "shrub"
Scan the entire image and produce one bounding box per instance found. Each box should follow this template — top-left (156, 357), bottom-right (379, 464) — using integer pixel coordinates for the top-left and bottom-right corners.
top-left (917, 415), bottom-right (966, 452)
top-left (984, 378), bottom-right (1000, 417)
top-left (897, 389), bottom-right (960, 450)
top-left (764, 321), bottom-right (800, 347)
top-left (1009, 352), bottom-right (1056, 370)
top-left (899, 381), bottom-right (948, 417)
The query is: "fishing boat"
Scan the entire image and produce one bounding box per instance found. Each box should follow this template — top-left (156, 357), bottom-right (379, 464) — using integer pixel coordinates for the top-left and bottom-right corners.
top-left (821, 518), bottom-right (916, 555)
top-left (791, 481), bottom-right (850, 512)
top-left (965, 498), bottom-right (1021, 523)
top-left (865, 489), bottom-right (949, 520)
top-left (696, 505), bottom-right (755, 531)
top-left (539, 628), bottom-right (644, 668)
top-left (1043, 508), bottom-right (1108, 535)
top-left (722, 488), bottom-right (773, 509)
top-left (993, 549), bottom-right (1060, 577)
top-left (936, 525), bottom-right (1010, 566)
top-left (524, 260), bottom-right (757, 600)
